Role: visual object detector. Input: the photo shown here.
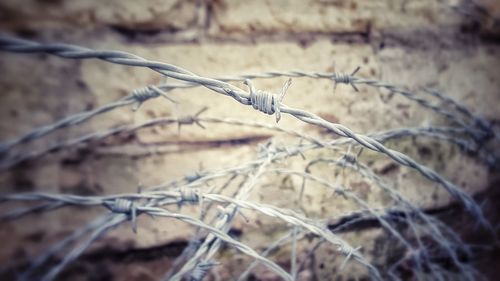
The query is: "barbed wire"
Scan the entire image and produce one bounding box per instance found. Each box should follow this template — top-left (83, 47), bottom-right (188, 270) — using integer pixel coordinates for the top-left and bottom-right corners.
top-left (0, 85), bottom-right (176, 158)
top-left (304, 154), bottom-right (476, 277)
top-left (1, 109), bottom-right (496, 171)
top-left (0, 33), bottom-right (489, 228)
top-left (0, 32), bottom-right (497, 281)
top-left (2, 182), bottom-right (384, 280)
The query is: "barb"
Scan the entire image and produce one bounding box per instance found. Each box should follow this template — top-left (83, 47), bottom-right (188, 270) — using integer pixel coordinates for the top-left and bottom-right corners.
top-left (190, 261), bottom-right (218, 281)
top-left (131, 85), bottom-right (177, 111)
top-left (178, 107), bottom-right (208, 132)
top-left (0, 35), bottom-right (488, 225)
top-left (104, 198), bottom-right (138, 233)
top-left (245, 78), bottom-right (292, 123)
top-left (338, 245), bottom-right (362, 270)
top-left (332, 66), bottom-right (360, 92)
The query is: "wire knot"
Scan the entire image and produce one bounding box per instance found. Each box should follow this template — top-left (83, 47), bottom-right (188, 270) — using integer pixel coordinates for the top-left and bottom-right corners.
top-left (179, 187), bottom-right (200, 203)
top-left (216, 205), bottom-right (233, 220)
top-left (105, 198), bottom-right (138, 233)
top-left (332, 66), bottom-right (360, 92)
top-left (190, 261), bottom-right (218, 281)
top-left (244, 78), bottom-right (292, 123)
top-left (131, 85), bottom-right (177, 111)
top-left (337, 243), bottom-right (361, 270)
top-left (177, 107), bottom-right (208, 133)
top-left (341, 154), bottom-right (357, 165)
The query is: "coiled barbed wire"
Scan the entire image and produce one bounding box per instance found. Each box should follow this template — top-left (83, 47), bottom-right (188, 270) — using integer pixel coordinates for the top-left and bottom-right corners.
top-left (4, 108), bottom-right (491, 170)
top-left (210, 68), bottom-right (493, 138)
top-left (246, 78), bottom-right (292, 123)
top-left (104, 198), bottom-right (138, 233)
top-left (0, 32), bottom-right (488, 225)
top-left (214, 69), bottom-right (492, 137)
top-left (2, 186), bottom-right (385, 280)
top-left (1, 136), bottom-right (486, 281)
top-left (332, 66), bottom-right (360, 91)
top-left (0, 35), bottom-right (491, 214)
top-left (0, 33), bottom-right (495, 281)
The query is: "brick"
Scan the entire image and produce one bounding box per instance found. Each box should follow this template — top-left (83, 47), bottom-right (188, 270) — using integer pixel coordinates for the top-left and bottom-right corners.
top-left (209, 0), bottom-right (463, 35)
top-left (0, 0), bottom-right (198, 31)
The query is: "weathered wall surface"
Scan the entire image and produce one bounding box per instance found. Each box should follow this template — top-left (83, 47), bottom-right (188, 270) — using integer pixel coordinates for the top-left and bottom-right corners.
top-left (0, 0), bottom-right (499, 280)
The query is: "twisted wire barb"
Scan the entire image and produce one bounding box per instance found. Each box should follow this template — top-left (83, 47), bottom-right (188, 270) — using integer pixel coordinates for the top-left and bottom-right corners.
top-left (131, 84), bottom-right (177, 111)
top-left (332, 66), bottom-right (360, 92)
top-left (177, 107), bottom-right (208, 132)
top-left (189, 261), bottom-right (218, 281)
top-left (245, 78), bottom-right (292, 123)
top-left (104, 198), bottom-right (138, 233)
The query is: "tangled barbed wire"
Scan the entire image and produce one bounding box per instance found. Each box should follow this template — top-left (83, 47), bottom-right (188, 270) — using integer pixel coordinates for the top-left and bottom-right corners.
top-left (0, 33), bottom-right (497, 281)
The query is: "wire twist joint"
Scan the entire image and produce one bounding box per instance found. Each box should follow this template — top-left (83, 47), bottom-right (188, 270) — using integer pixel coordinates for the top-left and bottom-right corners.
top-left (131, 85), bottom-right (177, 111)
top-left (332, 66), bottom-right (360, 92)
top-left (104, 198), bottom-right (138, 233)
top-left (245, 78), bottom-right (292, 123)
